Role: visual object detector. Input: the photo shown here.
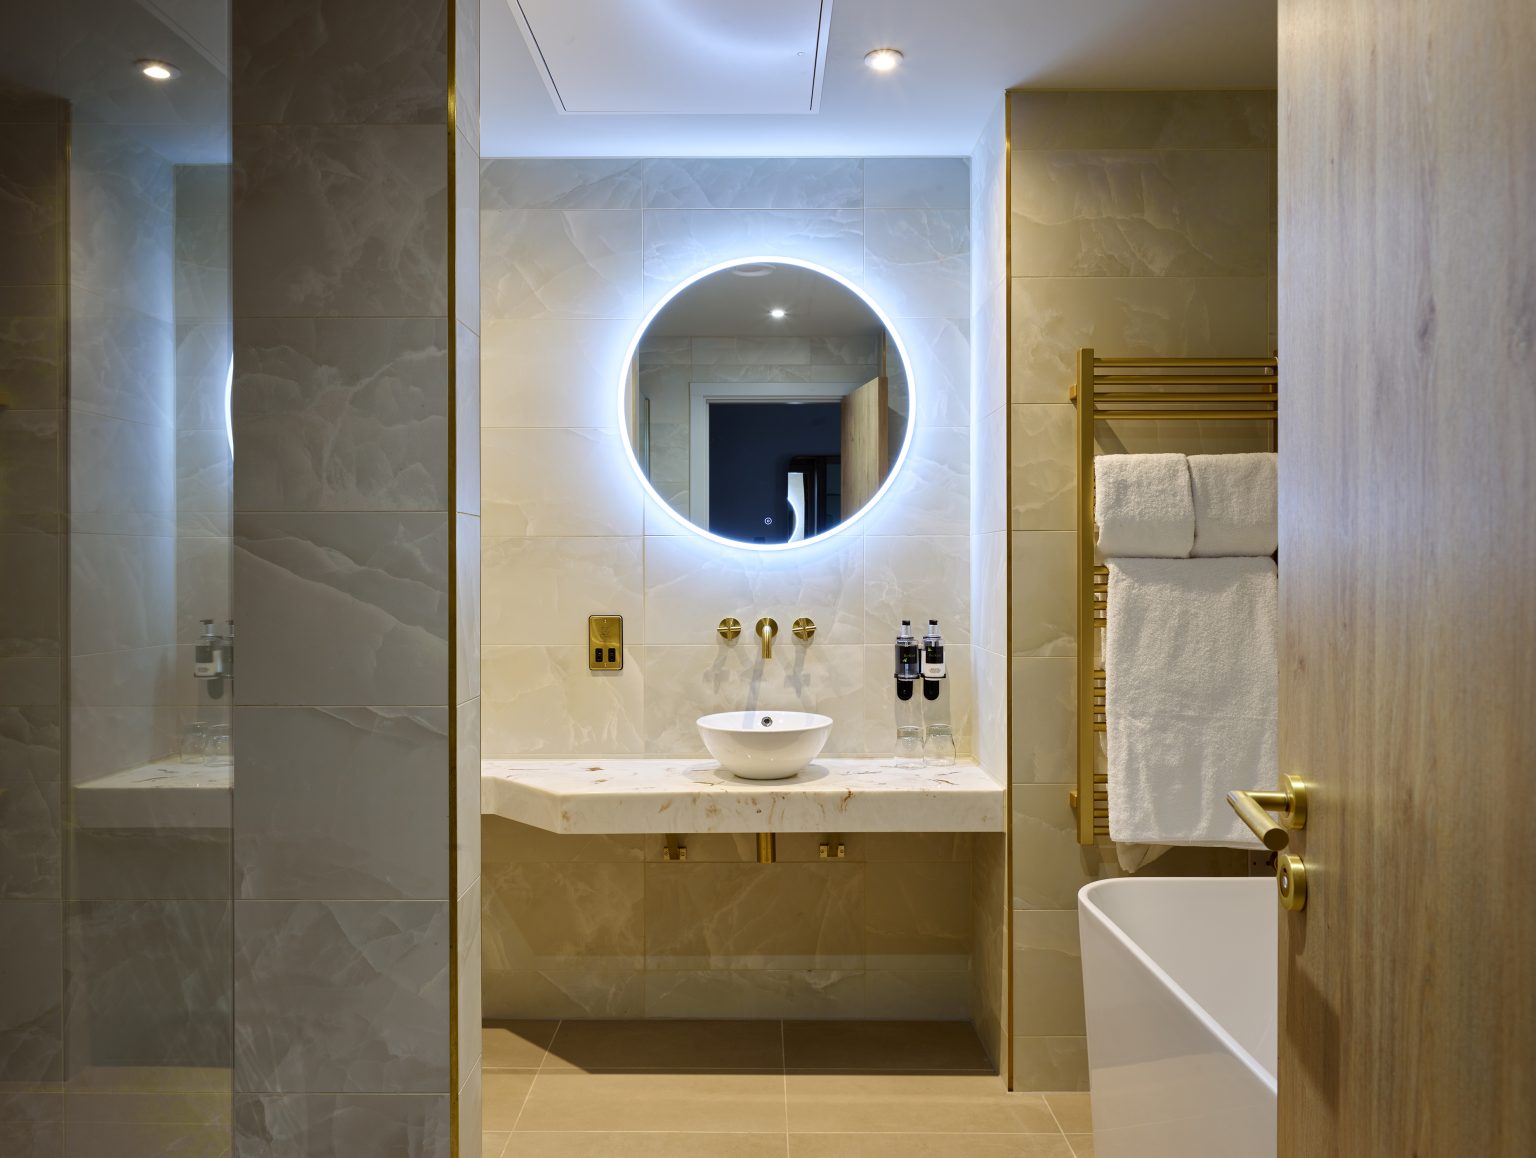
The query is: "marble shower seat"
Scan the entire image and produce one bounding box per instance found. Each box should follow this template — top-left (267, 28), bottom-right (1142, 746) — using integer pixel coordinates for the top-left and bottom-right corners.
top-left (481, 757), bottom-right (1004, 834)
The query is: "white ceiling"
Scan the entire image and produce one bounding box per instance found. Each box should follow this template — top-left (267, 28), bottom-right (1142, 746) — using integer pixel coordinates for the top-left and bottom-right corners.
top-left (482, 0), bottom-right (1277, 158)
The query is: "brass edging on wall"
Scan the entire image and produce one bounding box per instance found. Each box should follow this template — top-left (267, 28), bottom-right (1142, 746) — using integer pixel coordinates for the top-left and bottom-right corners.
top-left (446, 0), bottom-right (461, 1149)
top-left (1002, 88), bottom-right (1015, 1094)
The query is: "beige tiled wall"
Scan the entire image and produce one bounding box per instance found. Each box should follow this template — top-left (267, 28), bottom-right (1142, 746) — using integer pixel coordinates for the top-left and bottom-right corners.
top-left (482, 817), bottom-right (975, 1020)
top-left (1005, 90), bottom-right (1277, 1090)
top-left (478, 158), bottom-right (989, 1024)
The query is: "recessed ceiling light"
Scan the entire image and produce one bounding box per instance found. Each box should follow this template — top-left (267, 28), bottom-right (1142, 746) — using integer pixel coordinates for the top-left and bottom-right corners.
top-left (137, 59), bottom-right (181, 81)
top-left (769, 308), bottom-right (787, 320)
top-left (731, 264), bottom-right (775, 278)
top-left (864, 48), bottom-right (903, 73)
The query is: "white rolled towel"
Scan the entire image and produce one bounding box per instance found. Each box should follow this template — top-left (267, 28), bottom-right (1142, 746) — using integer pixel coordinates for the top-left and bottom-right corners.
top-left (1094, 453), bottom-right (1194, 559)
top-left (1189, 452), bottom-right (1278, 557)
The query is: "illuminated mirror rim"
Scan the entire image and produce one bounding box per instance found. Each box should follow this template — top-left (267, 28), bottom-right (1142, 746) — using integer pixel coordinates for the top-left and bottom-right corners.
top-left (617, 255), bottom-right (917, 552)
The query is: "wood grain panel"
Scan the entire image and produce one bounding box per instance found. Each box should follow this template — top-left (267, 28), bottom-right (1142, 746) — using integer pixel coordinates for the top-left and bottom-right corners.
top-left (1278, 0), bottom-right (1535, 1153)
top-left (841, 375), bottom-right (889, 517)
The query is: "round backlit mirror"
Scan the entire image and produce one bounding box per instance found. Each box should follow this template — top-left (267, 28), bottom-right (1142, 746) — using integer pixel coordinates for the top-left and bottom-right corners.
top-left (621, 258), bottom-right (914, 549)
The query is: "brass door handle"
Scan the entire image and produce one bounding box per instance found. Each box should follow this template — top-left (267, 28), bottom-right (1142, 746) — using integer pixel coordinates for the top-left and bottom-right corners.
top-left (1225, 774), bottom-right (1308, 851)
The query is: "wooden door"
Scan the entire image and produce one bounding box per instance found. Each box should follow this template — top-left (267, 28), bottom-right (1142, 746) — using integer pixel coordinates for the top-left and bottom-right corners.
top-left (1279, 0), bottom-right (1535, 1153)
top-left (841, 375), bottom-right (889, 516)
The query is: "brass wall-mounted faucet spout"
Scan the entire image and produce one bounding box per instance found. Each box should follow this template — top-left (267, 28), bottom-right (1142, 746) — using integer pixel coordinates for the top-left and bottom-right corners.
top-left (755, 617), bottom-right (778, 659)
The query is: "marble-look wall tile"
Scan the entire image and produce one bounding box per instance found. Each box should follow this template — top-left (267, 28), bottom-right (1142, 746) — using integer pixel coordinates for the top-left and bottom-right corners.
top-left (0, 1088), bottom-right (62, 1158)
top-left (455, 0), bottom-right (479, 150)
top-left (0, 287), bottom-right (65, 412)
top-left (483, 968), bottom-right (645, 1020)
top-left (68, 534), bottom-right (173, 655)
top-left (0, 411), bottom-right (61, 534)
top-left (1011, 909), bottom-right (1084, 1036)
top-left (234, 900), bottom-right (450, 1094)
top-left (0, 708), bottom-right (62, 899)
top-left (1010, 658), bottom-right (1076, 785)
top-left (864, 209), bottom-right (969, 319)
top-left (456, 129), bottom-right (479, 331)
top-left (233, 0), bottom-right (448, 125)
top-left (1009, 405), bottom-right (1076, 530)
top-left (482, 427), bottom-right (643, 537)
top-left (234, 316), bottom-right (449, 511)
top-left (641, 210), bottom-right (862, 308)
top-left (1010, 1035), bottom-right (1090, 1092)
top-left (480, 209), bottom-right (641, 319)
top-left (481, 159), bottom-right (646, 212)
top-left (858, 426), bottom-right (969, 538)
top-left (864, 861), bottom-right (971, 971)
top-left (865, 158), bottom-right (969, 210)
top-left (456, 699), bottom-right (482, 887)
top-left (456, 882), bottom-right (481, 1085)
top-left (969, 831), bottom-right (1008, 1067)
top-left (68, 289), bottom-right (176, 427)
top-left (644, 862), bottom-right (862, 970)
top-left (233, 125), bottom-right (447, 318)
top-left (644, 533), bottom-right (862, 645)
top-left (175, 428), bottom-right (233, 527)
top-left (65, 900), bottom-right (231, 1072)
top-left (897, 316), bottom-right (970, 427)
top-left (69, 412), bottom-right (175, 536)
top-left (864, 970), bottom-right (970, 1020)
top-left (1010, 276), bottom-right (1271, 403)
top-left (234, 512), bottom-right (448, 705)
top-left (483, 537), bottom-right (643, 647)
top-left (1009, 531), bottom-right (1076, 659)
top-left (641, 643), bottom-right (865, 756)
top-left (481, 645), bottom-right (644, 756)
top-left (0, 123), bottom-right (65, 288)
top-left (1011, 149), bottom-right (1270, 279)
top-left (973, 648), bottom-right (1007, 785)
top-left (455, 513), bottom-right (480, 701)
top-left (234, 706), bottom-right (450, 900)
top-left (0, 901), bottom-right (62, 1082)
top-left (864, 535), bottom-right (970, 645)
top-left (176, 321), bottom-right (233, 430)
top-left (482, 860), bottom-right (643, 971)
top-left (1011, 786), bottom-right (1102, 911)
top-left (456, 323), bottom-right (480, 515)
top-left (233, 1093), bottom-right (450, 1158)
top-left (644, 159), bottom-right (862, 210)
top-left (644, 970), bottom-right (865, 1020)
top-left (1008, 90), bottom-right (1277, 150)
top-left (481, 318), bottom-right (633, 428)
top-left (70, 827), bottom-right (230, 903)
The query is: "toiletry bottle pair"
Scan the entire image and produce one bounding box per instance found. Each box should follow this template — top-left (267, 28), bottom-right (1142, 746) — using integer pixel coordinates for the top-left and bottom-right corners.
top-left (893, 619), bottom-right (956, 767)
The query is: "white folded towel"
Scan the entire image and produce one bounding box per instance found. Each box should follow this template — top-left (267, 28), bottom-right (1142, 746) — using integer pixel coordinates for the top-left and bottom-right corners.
top-left (1189, 452), bottom-right (1278, 557)
top-left (1094, 453), bottom-right (1194, 558)
top-left (1105, 557), bottom-right (1278, 848)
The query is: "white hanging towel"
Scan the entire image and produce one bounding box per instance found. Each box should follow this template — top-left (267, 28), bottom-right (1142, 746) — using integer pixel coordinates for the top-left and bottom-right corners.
top-left (1094, 453), bottom-right (1194, 558)
top-left (1189, 452), bottom-right (1279, 557)
top-left (1105, 557), bottom-right (1278, 847)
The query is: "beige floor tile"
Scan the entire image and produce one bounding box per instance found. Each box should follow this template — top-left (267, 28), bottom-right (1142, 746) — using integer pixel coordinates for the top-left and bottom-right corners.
top-left (1066, 1134), bottom-right (1095, 1157)
top-left (1044, 1091), bottom-right (1093, 1134)
top-left (482, 1132), bottom-right (510, 1158)
top-left (506, 1133), bottom-right (789, 1157)
top-left (786, 1074), bottom-right (1059, 1134)
top-left (790, 1135), bottom-right (1074, 1157)
top-left (543, 1019), bottom-right (784, 1072)
top-left (483, 1071), bottom-right (537, 1133)
top-left (485, 1021), bottom-right (560, 1070)
top-left (516, 1071), bottom-right (788, 1133)
top-left (783, 1021), bottom-right (993, 1072)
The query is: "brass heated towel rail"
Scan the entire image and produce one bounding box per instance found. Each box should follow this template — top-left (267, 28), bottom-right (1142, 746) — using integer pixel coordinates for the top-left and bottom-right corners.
top-left (1067, 348), bottom-right (1278, 845)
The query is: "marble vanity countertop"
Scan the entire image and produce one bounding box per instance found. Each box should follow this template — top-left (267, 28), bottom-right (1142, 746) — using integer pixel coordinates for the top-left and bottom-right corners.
top-left (481, 758), bottom-right (1004, 834)
top-left (73, 760), bottom-right (232, 829)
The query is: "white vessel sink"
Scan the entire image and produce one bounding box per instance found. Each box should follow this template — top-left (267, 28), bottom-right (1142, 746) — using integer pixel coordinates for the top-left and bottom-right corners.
top-left (696, 711), bottom-right (833, 780)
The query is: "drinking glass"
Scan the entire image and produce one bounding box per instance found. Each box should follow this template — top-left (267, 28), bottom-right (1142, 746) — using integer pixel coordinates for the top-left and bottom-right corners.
top-left (180, 722), bottom-right (209, 764)
top-left (207, 724), bottom-right (232, 766)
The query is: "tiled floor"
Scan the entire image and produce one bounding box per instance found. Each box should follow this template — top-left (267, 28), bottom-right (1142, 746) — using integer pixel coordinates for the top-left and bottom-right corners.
top-left (480, 1020), bottom-right (1093, 1158)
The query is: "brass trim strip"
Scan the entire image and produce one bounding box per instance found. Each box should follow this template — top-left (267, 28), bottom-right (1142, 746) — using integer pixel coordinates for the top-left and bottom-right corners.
top-left (1002, 89), bottom-right (1015, 1094)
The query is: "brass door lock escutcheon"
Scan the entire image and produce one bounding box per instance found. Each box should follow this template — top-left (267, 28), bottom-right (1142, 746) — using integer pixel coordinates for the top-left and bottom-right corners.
top-left (1277, 852), bottom-right (1307, 912)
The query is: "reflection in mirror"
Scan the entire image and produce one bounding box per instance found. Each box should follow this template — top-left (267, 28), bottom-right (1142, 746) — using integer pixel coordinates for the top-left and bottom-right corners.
top-left (624, 261), bottom-right (911, 546)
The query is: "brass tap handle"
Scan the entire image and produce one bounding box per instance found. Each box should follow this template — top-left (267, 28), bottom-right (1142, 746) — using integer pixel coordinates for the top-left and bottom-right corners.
top-left (717, 617), bottom-right (742, 641)
top-left (792, 617), bottom-right (816, 642)
top-left (1225, 775), bottom-right (1309, 851)
top-left (754, 617), bottom-right (778, 659)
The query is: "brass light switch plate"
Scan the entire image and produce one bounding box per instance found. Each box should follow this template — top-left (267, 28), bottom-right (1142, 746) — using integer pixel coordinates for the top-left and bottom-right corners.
top-left (588, 614), bottom-right (623, 671)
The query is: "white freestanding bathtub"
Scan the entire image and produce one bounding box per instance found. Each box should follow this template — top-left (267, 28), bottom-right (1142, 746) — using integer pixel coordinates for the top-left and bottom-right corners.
top-left (1079, 877), bottom-right (1277, 1158)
